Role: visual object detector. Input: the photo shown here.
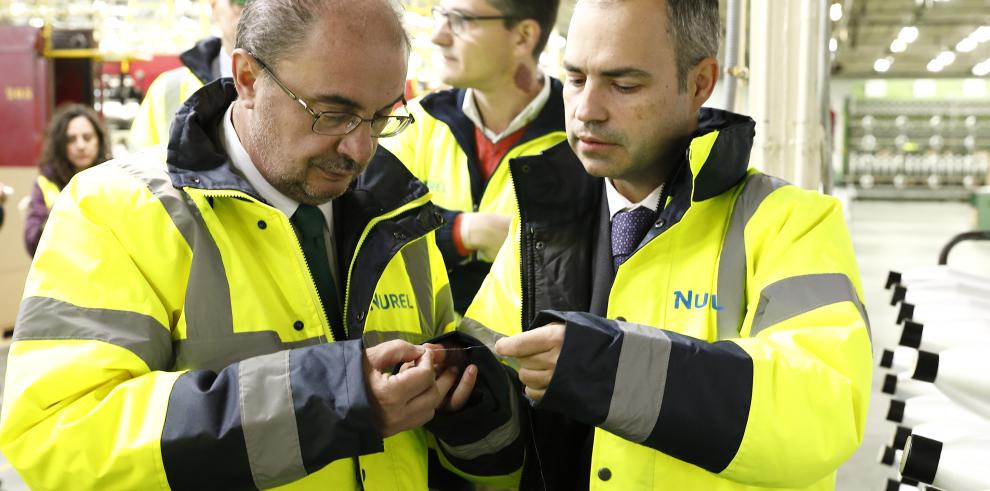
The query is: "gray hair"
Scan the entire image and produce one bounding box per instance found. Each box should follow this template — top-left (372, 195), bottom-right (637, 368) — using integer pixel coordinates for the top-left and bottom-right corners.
top-left (666, 0), bottom-right (720, 91)
top-left (235, 0), bottom-right (410, 68)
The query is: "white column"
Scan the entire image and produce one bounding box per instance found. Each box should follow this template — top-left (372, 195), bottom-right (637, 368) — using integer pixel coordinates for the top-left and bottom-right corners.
top-left (748, 0), bottom-right (828, 190)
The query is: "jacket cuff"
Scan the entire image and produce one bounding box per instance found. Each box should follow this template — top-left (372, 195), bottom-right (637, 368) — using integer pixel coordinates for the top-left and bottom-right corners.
top-left (531, 309), bottom-right (753, 474)
top-left (289, 340), bottom-right (384, 471)
top-left (434, 208), bottom-right (469, 264)
top-left (424, 331), bottom-right (524, 476)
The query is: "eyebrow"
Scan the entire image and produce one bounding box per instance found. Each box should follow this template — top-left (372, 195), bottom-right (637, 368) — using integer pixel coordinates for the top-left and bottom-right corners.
top-left (310, 93), bottom-right (405, 114)
top-left (563, 62), bottom-right (651, 80)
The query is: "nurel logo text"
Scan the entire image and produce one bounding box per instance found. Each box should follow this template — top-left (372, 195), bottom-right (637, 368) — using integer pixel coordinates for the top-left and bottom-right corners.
top-left (673, 290), bottom-right (723, 310)
top-left (370, 293), bottom-right (416, 311)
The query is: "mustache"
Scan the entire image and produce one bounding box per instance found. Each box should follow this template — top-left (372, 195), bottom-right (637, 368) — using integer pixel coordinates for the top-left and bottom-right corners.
top-left (570, 123), bottom-right (622, 144)
top-left (308, 156), bottom-right (359, 174)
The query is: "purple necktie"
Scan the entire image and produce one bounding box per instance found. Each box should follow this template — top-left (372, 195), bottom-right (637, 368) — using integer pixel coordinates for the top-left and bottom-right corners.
top-left (611, 207), bottom-right (655, 269)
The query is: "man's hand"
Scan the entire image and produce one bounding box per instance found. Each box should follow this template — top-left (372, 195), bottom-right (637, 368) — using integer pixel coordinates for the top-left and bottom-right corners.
top-left (423, 343), bottom-right (478, 412)
top-left (461, 212), bottom-right (511, 261)
top-left (363, 340), bottom-right (459, 437)
top-left (494, 322), bottom-right (565, 402)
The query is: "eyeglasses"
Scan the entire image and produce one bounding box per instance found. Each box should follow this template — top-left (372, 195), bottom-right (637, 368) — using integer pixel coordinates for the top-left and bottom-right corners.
top-left (249, 52), bottom-right (414, 138)
top-left (431, 7), bottom-right (518, 37)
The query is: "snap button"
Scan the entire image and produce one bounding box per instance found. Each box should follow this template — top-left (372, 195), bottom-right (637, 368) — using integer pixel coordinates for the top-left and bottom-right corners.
top-left (521, 164), bottom-right (531, 173)
top-left (257, 220), bottom-right (267, 230)
top-left (598, 467), bottom-right (611, 481)
top-left (534, 241), bottom-right (545, 250)
top-left (293, 320), bottom-right (304, 331)
top-left (654, 219), bottom-right (665, 228)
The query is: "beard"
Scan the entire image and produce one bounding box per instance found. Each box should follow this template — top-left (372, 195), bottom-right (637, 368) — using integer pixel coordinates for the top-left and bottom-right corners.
top-left (246, 100), bottom-right (361, 205)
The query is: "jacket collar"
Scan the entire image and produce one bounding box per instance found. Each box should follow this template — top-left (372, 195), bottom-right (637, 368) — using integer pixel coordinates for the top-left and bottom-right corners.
top-left (166, 78), bottom-right (430, 214)
top-left (180, 37), bottom-right (222, 84)
top-left (418, 78), bottom-right (566, 206)
top-left (421, 78), bottom-right (565, 148)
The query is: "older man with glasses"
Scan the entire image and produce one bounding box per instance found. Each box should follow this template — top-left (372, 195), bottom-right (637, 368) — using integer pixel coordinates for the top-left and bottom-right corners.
top-left (380, 0), bottom-right (564, 317)
top-left (0, 0), bottom-right (524, 489)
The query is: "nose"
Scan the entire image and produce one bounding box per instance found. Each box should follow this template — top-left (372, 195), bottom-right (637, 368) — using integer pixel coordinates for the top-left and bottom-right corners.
top-left (571, 80), bottom-right (608, 124)
top-left (336, 122), bottom-right (376, 166)
top-left (431, 22), bottom-right (452, 47)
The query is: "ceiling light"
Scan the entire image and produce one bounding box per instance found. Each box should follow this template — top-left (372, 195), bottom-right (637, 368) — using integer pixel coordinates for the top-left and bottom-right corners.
top-left (957, 37), bottom-right (978, 53)
top-left (973, 63), bottom-right (990, 77)
top-left (829, 37), bottom-right (838, 52)
top-left (829, 2), bottom-right (843, 22)
top-left (891, 39), bottom-right (907, 53)
top-left (927, 60), bottom-right (944, 72)
top-left (975, 26), bottom-right (990, 43)
top-left (898, 26), bottom-right (919, 44)
top-left (874, 57), bottom-right (893, 72)
top-left (935, 50), bottom-right (956, 66)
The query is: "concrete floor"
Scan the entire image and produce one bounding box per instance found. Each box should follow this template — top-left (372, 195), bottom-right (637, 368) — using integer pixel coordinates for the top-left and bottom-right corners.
top-left (0, 198), bottom-right (987, 490)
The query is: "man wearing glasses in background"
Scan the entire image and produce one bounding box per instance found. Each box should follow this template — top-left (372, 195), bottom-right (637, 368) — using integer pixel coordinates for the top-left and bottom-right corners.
top-left (0, 0), bottom-right (524, 489)
top-left (129, 0), bottom-right (246, 151)
top-left (381, 0), bottom-right (564, 317)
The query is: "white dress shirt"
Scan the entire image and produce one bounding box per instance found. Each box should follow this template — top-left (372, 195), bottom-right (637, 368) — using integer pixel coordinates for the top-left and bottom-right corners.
top-left (462, 74), bottom-right (552, 143)
top-left (604, 178), bottom-right (664, 221)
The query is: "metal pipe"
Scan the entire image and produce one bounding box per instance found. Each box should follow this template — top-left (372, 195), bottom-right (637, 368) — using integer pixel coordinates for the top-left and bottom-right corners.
top-left (819, 0), bottom-right (834, 194)
top-left (723, 0), bottom-right (743, 111)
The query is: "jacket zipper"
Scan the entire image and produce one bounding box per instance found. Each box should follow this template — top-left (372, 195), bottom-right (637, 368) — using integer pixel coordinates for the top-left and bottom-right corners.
top-left (342, 194), bottom-right (435, 337)
top-left (197, 189), bottom-right (337, 342)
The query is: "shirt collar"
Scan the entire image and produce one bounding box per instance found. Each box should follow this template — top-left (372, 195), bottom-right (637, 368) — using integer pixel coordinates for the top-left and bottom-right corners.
top-left (604, 178), bottom-right (663, 221)
top-left (219, 103), bottom-right (333, 221)
top-left (462, 74), bottom-right (551, 143)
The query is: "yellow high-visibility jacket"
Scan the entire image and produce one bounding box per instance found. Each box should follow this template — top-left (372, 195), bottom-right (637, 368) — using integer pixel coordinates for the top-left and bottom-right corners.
top-left (0, 80), bottom-right (522, 490)
top-left (380, 80), bottom-right (566, 312)
top-left (464, 108), bottom-right (873, 490)
top-left (128, 37), bottom-right (220, 151)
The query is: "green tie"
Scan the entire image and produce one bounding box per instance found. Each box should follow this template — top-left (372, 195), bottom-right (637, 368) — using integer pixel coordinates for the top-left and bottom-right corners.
top-left (291, 204), bottom-right (344, 340)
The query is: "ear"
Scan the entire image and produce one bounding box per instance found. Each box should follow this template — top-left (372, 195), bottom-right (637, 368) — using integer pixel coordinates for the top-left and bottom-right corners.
top-left (687, 57), bottom-right (718, 110)
top-left (231, 48), bottom-right (260, 109)
top-left (513, 19), bottom-right (541, 59)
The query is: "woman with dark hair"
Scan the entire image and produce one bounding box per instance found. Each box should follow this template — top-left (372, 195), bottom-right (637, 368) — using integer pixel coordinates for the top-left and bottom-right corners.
top-left (24, 104), bottom-right (111, 256)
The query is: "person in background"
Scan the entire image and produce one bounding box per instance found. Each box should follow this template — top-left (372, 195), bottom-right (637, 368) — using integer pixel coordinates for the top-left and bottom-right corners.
top-left (0, 183), bottom-right (8, 228)
top-left (25, 103), bottom-right (111, 256)
top-left (381, 0), bottom-right (564, 314)
top-left (0, 0), bottom-right (523, 489)
top-left (467, 0), bottom-right (873, 489)
top-left (128, 0), bottom-right (245, 151)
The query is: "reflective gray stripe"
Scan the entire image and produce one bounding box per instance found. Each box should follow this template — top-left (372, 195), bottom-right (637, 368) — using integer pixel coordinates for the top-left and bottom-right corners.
top-left (459, 317), bottom-right (518, 370)
top-left (238, 350), bottom-right (307, 489)
top-left (750, 273), bottom-right (871, 337)
top-left (439, 378), bottom-right (520, 459)
top-left (401, 239), bottom-right (434, 335)
top-left (362, 329), bottom-right (429, 347)
top-left (602, 321), bottom-right (671, 442)
top-left (435, 283), bottom-right (456, 330)
top-left (173, 334), bottom-right (325, 373)
top-left (117, 159), bottom-right (234, 340)
top-left (458, 317), bottom-right (505, 350)
top-left (716, 173), bottom-right (789, 339)
top-left (14, 296), bottom-right (172, 371)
